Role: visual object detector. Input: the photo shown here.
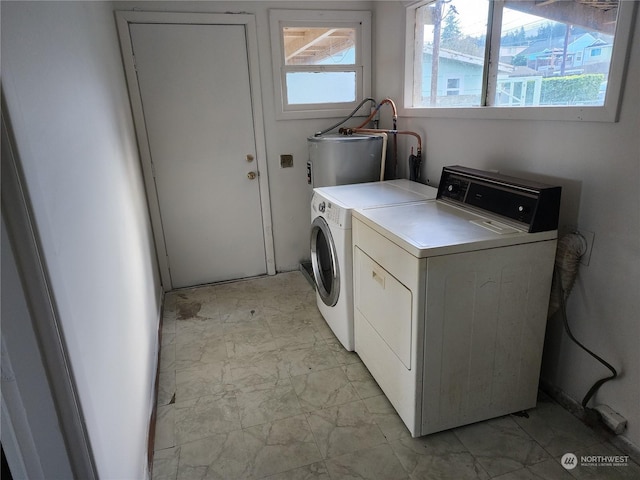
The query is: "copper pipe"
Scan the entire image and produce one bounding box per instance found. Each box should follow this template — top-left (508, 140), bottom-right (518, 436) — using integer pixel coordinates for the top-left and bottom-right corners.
top-left (380, 98), bottom-right (398, 121)
top-left (340, 127), bottom-right (422, 153)
top-left (356, 98), bottom-right (398, 129)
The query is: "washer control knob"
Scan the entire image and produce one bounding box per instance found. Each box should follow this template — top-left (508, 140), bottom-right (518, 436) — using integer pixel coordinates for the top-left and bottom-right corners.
top-left (319, 201), bottom-right (326, 213)
top-left (517, 205), bottom-right (529, 214)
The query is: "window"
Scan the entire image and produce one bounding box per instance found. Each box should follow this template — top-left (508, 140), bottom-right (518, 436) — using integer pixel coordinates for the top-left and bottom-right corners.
top-left (404, 0), bottom-right (637, 121)
top-left (446, 78), bottom-right (461, 96)
top-left (270, 10), bottom-right (371, 120)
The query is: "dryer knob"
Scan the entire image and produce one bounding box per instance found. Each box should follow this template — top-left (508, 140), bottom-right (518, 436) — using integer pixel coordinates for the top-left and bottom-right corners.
top-left (319, 201), bottom-right (326, 213)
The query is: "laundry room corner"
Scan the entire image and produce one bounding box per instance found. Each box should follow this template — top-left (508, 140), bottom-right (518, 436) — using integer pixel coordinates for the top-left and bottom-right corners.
top-left (372, 0), bottom-right (640, 454)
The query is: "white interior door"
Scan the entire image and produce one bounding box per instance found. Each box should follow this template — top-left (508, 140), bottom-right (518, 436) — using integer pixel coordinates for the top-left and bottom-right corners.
top-left (129, 22), bottom-right (269, 289)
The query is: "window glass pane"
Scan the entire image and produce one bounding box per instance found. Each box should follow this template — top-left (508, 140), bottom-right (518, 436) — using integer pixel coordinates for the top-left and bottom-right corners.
top-left (283, 27), bottom-right (356, 65)
top-left (496, 1), bottom-right (618, 107)
top-left (414, 0), bottom-right (490, 107)
top-left (286, 72), bottom-right (356, 104)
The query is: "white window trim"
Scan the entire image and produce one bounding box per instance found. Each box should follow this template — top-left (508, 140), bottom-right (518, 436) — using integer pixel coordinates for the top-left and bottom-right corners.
top-left (402, 0), bottom-right (637, 122)
top-left (269, 9), bottom-right (371, 120)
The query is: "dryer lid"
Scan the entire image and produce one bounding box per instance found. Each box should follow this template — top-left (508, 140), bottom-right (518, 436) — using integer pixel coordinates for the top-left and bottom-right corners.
top-left (352, 201), bottom-right (557, 259)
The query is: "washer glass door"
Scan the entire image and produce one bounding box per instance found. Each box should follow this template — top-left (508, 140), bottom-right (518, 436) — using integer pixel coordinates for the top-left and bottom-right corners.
top-left (310, 216), bottom-right (340, 307)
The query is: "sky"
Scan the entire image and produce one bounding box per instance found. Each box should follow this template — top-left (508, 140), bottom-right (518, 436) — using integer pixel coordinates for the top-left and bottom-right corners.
top-left (447, 0), bottom-right (553, 38)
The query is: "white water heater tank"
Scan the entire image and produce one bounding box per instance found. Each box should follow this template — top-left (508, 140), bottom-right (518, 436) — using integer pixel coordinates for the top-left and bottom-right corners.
top-left (307, 134), bottom-right (383, 187)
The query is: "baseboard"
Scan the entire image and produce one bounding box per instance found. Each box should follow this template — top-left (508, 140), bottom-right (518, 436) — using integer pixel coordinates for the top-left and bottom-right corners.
top-left (539, 379), bottom-right (640, 465)
top-left (147, 289), bottom-right (165, 479)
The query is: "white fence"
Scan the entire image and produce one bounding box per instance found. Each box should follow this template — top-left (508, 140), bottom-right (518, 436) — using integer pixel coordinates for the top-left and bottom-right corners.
top-left (495, 76), bottom-right (543, 106)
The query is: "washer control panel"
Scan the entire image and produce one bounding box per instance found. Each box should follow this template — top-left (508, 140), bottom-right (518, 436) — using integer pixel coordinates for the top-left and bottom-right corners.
top-left (311, 193), bottom-right (346, 228)
top-left (323, 202), bottom-right (341, 225)
top-left (437, 165), bottom-right (561, 233)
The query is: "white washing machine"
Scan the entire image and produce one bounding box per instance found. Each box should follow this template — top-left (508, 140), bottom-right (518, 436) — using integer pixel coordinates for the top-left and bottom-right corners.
top-left (310, 179), bottom-right (438, 351)
top-left (352, 166), bottom-right (561, 437)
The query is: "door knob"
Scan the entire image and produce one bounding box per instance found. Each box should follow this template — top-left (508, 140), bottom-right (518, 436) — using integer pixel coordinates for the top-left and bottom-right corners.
top-left (246, 154), bottom-right (255, 162)
top-left (247, 171), bottom-right (257, 180)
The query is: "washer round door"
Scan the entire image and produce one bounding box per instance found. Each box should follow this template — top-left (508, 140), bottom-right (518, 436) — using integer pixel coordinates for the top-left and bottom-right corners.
top-left (310, 216), bottom-right (340, 307)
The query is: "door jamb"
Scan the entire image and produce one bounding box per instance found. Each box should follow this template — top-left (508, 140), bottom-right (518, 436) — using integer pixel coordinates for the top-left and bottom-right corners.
top-left (115, 11), bottom-right (276, 291)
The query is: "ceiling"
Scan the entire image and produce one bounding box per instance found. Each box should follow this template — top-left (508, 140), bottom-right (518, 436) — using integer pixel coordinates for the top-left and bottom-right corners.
top-left (283, 27), bottom-right (355, 65)
top-left (506, 0), bottom-right (618, 34)
top-left (560, 0), bottom-right (618, 12)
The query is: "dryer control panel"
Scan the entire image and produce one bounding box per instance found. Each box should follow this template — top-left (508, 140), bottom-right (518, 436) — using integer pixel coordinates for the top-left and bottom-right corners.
top-left (437, 165), bottom-right (561, 233)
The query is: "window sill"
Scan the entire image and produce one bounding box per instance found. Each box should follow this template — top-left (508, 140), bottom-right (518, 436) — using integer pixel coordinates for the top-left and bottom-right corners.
top-left (399, 102), bottom-right (621, 123)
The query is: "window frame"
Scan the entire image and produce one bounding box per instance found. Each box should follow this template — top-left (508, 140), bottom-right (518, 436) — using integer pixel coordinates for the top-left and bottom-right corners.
top-left (402, 0), bottom-right (637, 122)
top-left (269, 9), bottom-right (372, 120)
top-left (446, 77), bottom-right (462, 96)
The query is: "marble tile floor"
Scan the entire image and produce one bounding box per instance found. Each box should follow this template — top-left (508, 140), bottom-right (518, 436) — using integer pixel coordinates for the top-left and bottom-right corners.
top-left (152, 271), bottom-right (639, 480)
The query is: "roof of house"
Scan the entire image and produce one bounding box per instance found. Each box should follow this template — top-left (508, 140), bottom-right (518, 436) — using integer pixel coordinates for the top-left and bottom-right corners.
top-left (519, 32), bottom-right (613, 58)
top-left (423, 46), bottom-right (512, 73)
top-left (508, 66), bottom-right (542, 77)
top-left (521, 33), bottom-right (597, 56)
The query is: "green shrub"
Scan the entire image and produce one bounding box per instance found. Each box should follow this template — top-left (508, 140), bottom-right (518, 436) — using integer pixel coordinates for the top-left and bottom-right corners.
top-left (540, 74), bottom-right (605, 104)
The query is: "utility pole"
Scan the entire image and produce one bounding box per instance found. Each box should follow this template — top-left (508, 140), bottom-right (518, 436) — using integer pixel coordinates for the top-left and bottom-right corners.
top-left (430, 0), bottom-right (444, 105)
top-left (561, 24), bottom-right (571, 76)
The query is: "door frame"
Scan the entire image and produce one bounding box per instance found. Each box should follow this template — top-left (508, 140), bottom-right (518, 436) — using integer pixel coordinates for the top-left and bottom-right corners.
top-left (2, 100), bottom-right (97, 479)
top-left (116, 11), bottom-right (276, 291)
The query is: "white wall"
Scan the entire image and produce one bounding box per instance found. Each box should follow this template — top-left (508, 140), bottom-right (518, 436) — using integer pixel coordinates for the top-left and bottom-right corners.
top-left (1, 1), bottom-right (162, 478)
top-left (373, 2), bottom-right (640, 450)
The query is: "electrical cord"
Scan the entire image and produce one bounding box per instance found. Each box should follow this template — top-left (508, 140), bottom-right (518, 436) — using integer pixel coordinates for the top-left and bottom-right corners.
top-left (314, 97), bottom-right (377, 137)
top-left (555, 268), bottom-right (618, 408)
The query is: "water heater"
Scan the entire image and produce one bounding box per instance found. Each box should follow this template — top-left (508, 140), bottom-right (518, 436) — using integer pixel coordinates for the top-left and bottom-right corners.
top-left (307, 134), bottom-right (383, 187)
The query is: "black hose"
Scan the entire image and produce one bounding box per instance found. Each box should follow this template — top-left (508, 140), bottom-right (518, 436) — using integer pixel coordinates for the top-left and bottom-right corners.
top-left (556, 269), bottom-right (618, 408)
top-left (408, 153), bottom-right (421, 181)
top-left (314, 98), bottom-right (377, 137)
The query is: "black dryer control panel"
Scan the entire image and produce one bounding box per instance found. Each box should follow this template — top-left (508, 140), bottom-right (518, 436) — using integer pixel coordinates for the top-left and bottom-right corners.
top-left (437, 165), bottom-right (561, 233)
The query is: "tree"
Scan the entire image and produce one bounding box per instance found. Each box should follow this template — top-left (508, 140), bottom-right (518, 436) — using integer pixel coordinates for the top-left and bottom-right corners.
top-left (440, 4), bottom-right (484, 57)
top-left (512, 54), bottom-right (527, 66)
top-left (535, 22), bottom-right (568, 42)
top-left (502, 26), bottom-right (526, 46)
top-left (441, 6), bottom-right (461, 49)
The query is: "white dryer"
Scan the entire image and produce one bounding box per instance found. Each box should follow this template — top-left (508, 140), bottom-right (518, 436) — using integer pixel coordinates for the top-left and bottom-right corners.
top-left (310, 180), bottom-right (438, 351)
top-left (352, 166), bottom-right (561, 437)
